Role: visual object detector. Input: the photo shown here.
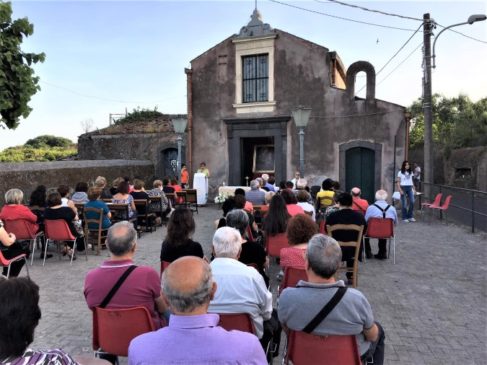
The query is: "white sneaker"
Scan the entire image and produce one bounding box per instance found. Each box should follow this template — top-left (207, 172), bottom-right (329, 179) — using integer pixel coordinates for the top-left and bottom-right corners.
top-left (403, 219), bottom-right (409, 223)
top-left (409, 218), bottom-right (416, 222)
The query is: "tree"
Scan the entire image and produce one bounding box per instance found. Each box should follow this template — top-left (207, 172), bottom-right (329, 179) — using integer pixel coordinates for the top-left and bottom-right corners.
top-left (0, 1), bottom-right (45, 129)
top-left (408, 94), bottom-right (487, 149)
top-left (25, 135), bottom-right (73, 148)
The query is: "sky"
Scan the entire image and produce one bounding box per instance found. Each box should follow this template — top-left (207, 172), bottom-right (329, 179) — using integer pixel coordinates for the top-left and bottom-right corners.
top-left (1, 0), bottom-right (486, 150)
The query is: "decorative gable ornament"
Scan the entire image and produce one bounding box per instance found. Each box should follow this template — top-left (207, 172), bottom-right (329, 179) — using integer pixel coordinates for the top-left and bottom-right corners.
top-left (236, 9), bottom-right (276, 39)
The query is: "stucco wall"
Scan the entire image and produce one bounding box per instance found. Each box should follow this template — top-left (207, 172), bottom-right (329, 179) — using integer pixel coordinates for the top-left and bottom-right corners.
top-left (190, 29), bottom-right (405, 198)
top-left (0, 160), bottom-right (154, 205)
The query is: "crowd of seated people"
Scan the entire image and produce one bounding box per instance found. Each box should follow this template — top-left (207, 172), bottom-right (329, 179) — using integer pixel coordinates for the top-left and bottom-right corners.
top-left (0, 172), bottom-right (393, 364)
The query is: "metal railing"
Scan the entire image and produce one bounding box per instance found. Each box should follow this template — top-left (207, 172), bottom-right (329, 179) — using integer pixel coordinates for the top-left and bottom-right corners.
top-left (419, 182), bottom-right (487, 233)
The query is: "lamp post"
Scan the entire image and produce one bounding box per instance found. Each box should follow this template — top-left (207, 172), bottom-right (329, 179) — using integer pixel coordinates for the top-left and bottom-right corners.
top-left (423, 13), bottom-right (486, 194)
top-left (292, 106), bottom-right (312, 178)
top-left (171, 118), bottom-right (188, 183)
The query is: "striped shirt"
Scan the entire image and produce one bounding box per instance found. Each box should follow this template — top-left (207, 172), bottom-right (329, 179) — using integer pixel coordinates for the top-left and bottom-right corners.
top-left (2, 348), bottom-right (78, 365)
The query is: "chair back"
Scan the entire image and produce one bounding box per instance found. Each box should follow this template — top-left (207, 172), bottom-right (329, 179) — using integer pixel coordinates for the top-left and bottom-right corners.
top-left (365, 218), bottom-right (394, 239)
top-left (93, 306), bottom-right (155, 357)
top-left (280, 266), bottom-right (307, 293)
top-left (184, 189), bottom-right (198, 204)
top-left (0, 250), bottom-right (11, 266)
top-left (429, 193), bottom-right (443, 208)
top-left (216, 313), bottom-right (256, 334)
top-left (45, 219), bottom-right (76, 241)
top-left (3, 219), bottom-right (37, 240)
top-left (440, 195), bottom-right (452, 210)
top-left (266, 232), bottom-right (290, 258)
top-left (84, 207), bottom-right (104, 231)
top-left (160, 260), bottom-right (171, 278)
top-left (108, 204), bottom-right (131, 223)
top-left (285, 331), bottom-right (361, 365)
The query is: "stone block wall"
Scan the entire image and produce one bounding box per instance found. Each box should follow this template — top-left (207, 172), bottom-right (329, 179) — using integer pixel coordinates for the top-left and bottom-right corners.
top-left (0, 160), bottom-right (154, 205)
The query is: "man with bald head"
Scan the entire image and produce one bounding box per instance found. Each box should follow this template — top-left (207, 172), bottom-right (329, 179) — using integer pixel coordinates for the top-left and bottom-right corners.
top-left (128, 256), bottom-right (266, 365)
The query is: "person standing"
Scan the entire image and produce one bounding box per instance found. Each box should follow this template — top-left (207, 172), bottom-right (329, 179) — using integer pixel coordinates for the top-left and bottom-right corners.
top-left (413, 163), bottom-right (421, 190)
top-left (397, 160), bottom-right (416, 222)
top-left (181, 164), bottom-right (189, 189)
top-left (197, 162), bottom-right (210, 178)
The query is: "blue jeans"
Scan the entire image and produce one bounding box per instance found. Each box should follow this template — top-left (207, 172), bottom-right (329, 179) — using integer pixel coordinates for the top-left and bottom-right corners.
top-left (400, 185), bottom-right (415, 219)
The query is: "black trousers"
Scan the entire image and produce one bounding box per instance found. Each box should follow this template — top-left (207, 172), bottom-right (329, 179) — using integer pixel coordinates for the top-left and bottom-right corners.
top-left (260, 310), bottom-right (282, 357)
top-left (361, 321), bottom-right (385, 365)
top-left (2, 241), bottom-right (29, 277)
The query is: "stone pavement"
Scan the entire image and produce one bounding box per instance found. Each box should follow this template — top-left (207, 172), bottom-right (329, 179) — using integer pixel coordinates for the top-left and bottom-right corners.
top-left (27, 205), bottom-right (486, 364)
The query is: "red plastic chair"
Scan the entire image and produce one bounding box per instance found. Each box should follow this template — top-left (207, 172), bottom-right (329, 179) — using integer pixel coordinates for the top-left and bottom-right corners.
top-left (216, 313), bottom-right (256, 333)
top-left (421, 193), bottom-right (442, 210)
top-left (44, 219), bottom-right (87, 265)
top-left (0, 250), bottom-right (29, 278)
top-left (3, 219), bottom-right (42, 265)
top-left (93, 306), bottom-right (155, 357)
top-left (159, 260), bottom-right (171, 279)
top-left (284, 331), bottom-right (361, 365)
top-left (363, 218), bottom-right (396, 264)
top-left (279, 266), bottom-right (307, 294)
top-left (431, 195), bottom-right (452, 220)
top-left (266, 232), bottom-right (290, 258)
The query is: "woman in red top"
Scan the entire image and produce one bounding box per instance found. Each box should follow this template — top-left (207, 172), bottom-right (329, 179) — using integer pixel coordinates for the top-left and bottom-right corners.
top-left (280, 214), bottom-right (318, 269)
top-left (280, 189), bottom-right (305, 217)
top-left (180, 164), bottom-right (189, 189)
top-left (0, 189), bottom-right (38, 229)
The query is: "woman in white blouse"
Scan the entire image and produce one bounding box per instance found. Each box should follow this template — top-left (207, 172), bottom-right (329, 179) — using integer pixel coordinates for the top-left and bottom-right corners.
top-left (396, 160), bottom-right (416, 222)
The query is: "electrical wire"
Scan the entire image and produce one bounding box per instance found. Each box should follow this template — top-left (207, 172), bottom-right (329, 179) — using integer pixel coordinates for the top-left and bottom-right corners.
top-left (436, 23), bottom-right (487, 45)
top-left (40, 80), bottom-right (182, 104)
top-left (318, 0), bottom-right (423, 22)
top-left (267, 0), bottom-right (419, 32)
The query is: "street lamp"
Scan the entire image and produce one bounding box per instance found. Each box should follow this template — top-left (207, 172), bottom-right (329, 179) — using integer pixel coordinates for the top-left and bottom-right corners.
top-left (432, 14), bottom-right (486, 68)
top-left (172, 117), bottom-right (188, 183)
top-left (422, 13), bottom-right (485, 195)
top-left (292, 106), bottom-right (312, 178)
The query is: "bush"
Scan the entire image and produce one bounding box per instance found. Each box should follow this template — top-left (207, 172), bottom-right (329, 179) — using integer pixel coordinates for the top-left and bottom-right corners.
top-left (25, 135), bottom-right (74, 148)
top-left (114, 107), bottom-right (163, 125)
top-left (0, 145), bottom-right (77, 162)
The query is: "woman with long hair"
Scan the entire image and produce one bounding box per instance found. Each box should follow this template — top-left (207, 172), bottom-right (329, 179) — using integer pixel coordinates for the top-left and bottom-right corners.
top-left (263, 194), bottom-right (290, 236)
top-left (397, 160), bottom-right (416, 222)
top-left (160, 207), bottom-right (203, 263)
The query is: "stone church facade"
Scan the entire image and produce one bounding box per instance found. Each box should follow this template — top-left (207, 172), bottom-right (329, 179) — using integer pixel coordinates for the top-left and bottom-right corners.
top-left (186, 10), bottom-right (408, 201)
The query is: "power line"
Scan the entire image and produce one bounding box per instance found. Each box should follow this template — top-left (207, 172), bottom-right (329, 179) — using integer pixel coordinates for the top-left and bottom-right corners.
top-left (40, 80), bottom-right (182, 104)
top-left (436, 22), bottom-right (487, 45)
top-left (268, 0), bottom-right (419, 32)
top-left (318, 0), bottom-right (422, 22)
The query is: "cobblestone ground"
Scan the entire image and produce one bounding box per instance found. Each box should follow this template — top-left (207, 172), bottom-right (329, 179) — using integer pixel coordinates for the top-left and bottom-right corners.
top-left (28, 205), bottom-right (486, 364)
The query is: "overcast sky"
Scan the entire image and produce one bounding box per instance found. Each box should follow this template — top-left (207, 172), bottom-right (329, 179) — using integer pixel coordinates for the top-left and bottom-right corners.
top-left (2, 0), bottom-right (486, 150)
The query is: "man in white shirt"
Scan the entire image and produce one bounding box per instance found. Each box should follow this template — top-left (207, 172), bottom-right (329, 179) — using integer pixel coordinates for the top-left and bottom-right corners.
top-left (209, 226), bottom-right (280, 355)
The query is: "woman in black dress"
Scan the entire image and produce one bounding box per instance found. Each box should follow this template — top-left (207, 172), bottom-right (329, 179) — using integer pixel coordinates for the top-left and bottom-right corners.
top-left (160, 207), bottom-right (204, 263)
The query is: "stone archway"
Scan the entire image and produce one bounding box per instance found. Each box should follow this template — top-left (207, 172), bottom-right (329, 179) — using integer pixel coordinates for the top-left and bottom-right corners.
top-left (346, 61), bottom-right (376, 102)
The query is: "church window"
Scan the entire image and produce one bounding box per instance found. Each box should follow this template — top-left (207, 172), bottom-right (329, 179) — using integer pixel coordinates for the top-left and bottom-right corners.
top-left (242, 54), bottom-right (268, 103)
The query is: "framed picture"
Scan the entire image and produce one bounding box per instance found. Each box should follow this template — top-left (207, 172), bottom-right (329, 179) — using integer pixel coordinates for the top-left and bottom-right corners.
top-left (253, 144), bottom-right (275, 173)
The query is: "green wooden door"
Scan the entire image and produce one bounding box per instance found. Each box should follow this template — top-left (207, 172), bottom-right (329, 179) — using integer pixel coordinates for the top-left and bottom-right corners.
top-left (345, 147), bottom-right (375, 203)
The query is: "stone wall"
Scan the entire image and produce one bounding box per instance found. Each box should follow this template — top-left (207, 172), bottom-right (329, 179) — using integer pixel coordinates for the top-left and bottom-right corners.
top-left (0, 160), bottom-right (154, 205)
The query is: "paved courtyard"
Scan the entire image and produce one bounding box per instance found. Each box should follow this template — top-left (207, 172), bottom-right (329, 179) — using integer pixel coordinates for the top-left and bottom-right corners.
top-left (27, 205), bottom-right (486, 364)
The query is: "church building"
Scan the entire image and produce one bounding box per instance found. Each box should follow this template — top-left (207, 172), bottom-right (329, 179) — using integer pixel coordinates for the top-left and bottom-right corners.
top-left (186, 10), bottom-right (408, 202)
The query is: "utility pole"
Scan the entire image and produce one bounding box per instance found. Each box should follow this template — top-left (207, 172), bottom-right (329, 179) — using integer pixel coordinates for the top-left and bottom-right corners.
top-left (422, 13), bottom-right (434, 195)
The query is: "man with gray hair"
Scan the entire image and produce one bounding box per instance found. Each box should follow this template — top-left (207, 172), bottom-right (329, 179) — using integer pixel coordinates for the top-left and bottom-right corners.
top-left (209, 226), bottom-right (279, 354)
top-left (128, 256), bottom-right (266, 364)
top-left (245, 179), bottom-right (266, 205)
top-left (364, 189), bottom-right (398, 259)
top-left (84, 221), bottom-right (167, 329)
top-left (278, 234), bottom-right (385, 364)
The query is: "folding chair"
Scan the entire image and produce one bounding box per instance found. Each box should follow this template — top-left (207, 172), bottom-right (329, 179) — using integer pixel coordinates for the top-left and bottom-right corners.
top-left (44, 219), bottom-right (88, 265)
top-left (284, 331), bottom-right (361, 365)
top-left (363, 218), bottom-right (396, 264)
top-left (0, 249), bottom-right (29, 278)
top-left (84, 207), bottom-right (108, 255)
top-left (266, 232), bottom-right (290, 259)
top-left (278, 266), bottom-right (307, 294)
top-left (3, 219), bottom-right (43, 265)
top-left (93, 306), bottom-right (155, 358)
top-left (326, 224), bottom-right (364, 288)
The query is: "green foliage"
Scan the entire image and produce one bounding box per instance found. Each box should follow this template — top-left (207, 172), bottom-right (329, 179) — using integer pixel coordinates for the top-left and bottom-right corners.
top-left (408, 94), bottom-right (487, 149)
top-left (0, 1), bottom-right (45, 129)
top-left (114, 107), bottom-right (163, 125)
top-left (25, 134), bottom-right (73, 148)
top-left (0, 135), bottom-right (77, 162)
